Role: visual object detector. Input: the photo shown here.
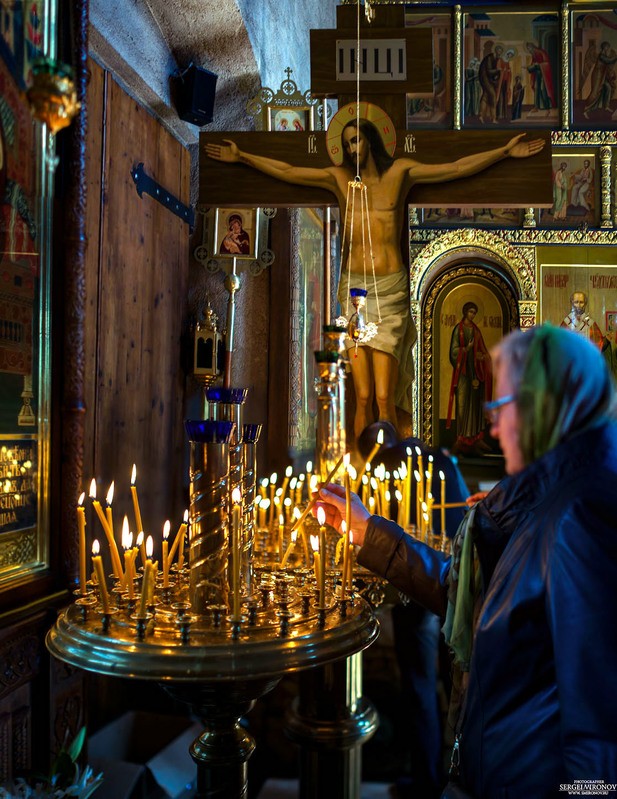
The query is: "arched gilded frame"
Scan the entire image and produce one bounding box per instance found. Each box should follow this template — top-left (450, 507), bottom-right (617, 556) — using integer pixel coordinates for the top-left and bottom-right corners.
top-left (408, 228), bottom-right (537, 445)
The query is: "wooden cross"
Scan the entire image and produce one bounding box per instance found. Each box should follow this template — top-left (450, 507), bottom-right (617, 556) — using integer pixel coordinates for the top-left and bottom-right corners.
top-left (200, 3), bottom-right (552, 209)
top-left (199, 129), bottom-right (552, 208)
top-left (310, 4), bottom-right (433, 129)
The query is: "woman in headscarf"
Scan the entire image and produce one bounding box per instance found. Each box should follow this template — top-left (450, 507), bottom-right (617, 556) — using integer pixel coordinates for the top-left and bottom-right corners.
top-left (317, 325), bottom-right (617, 798)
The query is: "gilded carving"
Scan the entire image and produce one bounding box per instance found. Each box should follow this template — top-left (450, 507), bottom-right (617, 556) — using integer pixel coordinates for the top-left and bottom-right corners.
top-left (600, 146), bottom-right (613, 229)
top-left (561, 1), bottom-right (569, 131)
top-left (453, 5), bottom-right (462, 130)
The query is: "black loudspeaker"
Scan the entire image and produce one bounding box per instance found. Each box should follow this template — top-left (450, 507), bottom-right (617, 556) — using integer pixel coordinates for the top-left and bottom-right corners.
top-left (170, 64), bottom-right (217, 127)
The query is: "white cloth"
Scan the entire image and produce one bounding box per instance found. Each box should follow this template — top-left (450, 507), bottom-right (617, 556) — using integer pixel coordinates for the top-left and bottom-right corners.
top-left (338, 268), bottom-right (417, 415)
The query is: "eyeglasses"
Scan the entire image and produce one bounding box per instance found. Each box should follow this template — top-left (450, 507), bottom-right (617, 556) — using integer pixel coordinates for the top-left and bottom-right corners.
top-left (484, 394), bottom-right (516, 424)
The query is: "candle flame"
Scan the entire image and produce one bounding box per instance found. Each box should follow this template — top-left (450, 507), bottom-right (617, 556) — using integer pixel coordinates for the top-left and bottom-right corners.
top-left (122, 516), bottom-right (130, 548)
top-left (78, 492), bottom-right (85, 506)
top-left (275, 487), bottom-right (283, 497)
top-left (348, 464), bottom-right (357, 481)
top-left (285, 465), bottom-right (293, 477)
top-left (310, 534), bottom-right (319, 552)
top-left (406, 446), bottom-right (412, 456)
top-left (146, 535), bottom-right (154, 558)
top-left (89, 478), bottom-right (97, 499)
top-left (377, 429), bottom-right (384, 444)
top-left (92, 539), bottom-right (100, 555)
top-left (136, 531), bottom-right (144, 546)
top-left (439, 470), bottom-right (445, 480)
top-left (395, 489), bottom-right (403, 501)
top-left (163, 520), bottom-right (171, 540)
top-left (284, 497), bottom-right (291, 507)
top-left (343, 452), bottom-right (351, 468)
top-left (255, 495), bottom-right (262, 507)
top-left (299, 473), bottom-right (305, 482)
top-left (414, 470), bottom-right (421, 482)
top-left (368, 496), bottom-right (375, 510)
top-left (261, 498), bottom-right (271, 510)
top-left (106, 481), bottom-right (114, 505)
top-left (131, 464), bottom-right (137, 485)
top-left (317, 506), bottom-right (326, 526)
top-left (306, 460), bottom-right (312, 473)
top-left (261, 478), bottom-right (269, 488)
top-left (293, 506), bottom-right (301, 520)
top-left (415, 445), bottom-right (421, 456)
top-left (429, 454), bottom-right (434, 463)
top-left (290, 477), bottom-right (297, 489)
top-left (279, 514), bottom-right (285, 525)
top-left (232, 487), bottom-right (242, 504)
top-left (183, 509), bottom-right (189, 522)
top-left (349, 530), bottom-right (354, 544)
top-left (341, 520), bottom-right (347, 534)
top-left (291, 530), bottom-right (298, 542)
top-left (269, 472), bottom-right (277, 484)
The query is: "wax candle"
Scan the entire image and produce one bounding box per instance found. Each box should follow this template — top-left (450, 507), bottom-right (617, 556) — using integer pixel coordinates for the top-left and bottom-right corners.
top-left (130, 464), bottom-right (144, 539)
top-left (268, 472), bottom-right (277, 514)
top-left (77, 492), bottom-right (87, 595)
top-left (259, 478), bottom-right (269, 500)
top-left (310, 534), bottom-right (321, 585)
top-left (414, 470), bottom-right (421, 533)
top-left (415, 447), bottom-right (424, 508)
top-left (136, 531), bottom-right (147, 569)
top-left (89, 479), bottom-right (123, 579)
top-left (168, 511), bottom-right (187, 568)
top-left (342, 456), bottom-right (352, 599)
top-left (231, 487), bottom-right (242, 621)
top-left (317, 506), bottom-right (327, 608)
top-left (138, 561), bottom-right (152, 618)
top-left (178, 509), bottom-right (188, 571)
top-left (280, 465), bottom-right (293, 505)
top-left (278, 514), bottom-right (285, 562)
top-left (92, 540), bottom-right (110, 613)
top-left (123, 527), bottom-right (135, 599)
top-left (280, 530), bottom-right (298, 568)
top-left (258, 498), bottom-right (269, 531)
top-left (104, 481), bottom-right (124, 580)
top-left (405, 446), bottom-right (413, 526)
top-left (346, 531), bottom-right (355, 592)
top-left (439, 470), bottom-right (446, 542)
top-left (162, 520), bottom-right (170, 587)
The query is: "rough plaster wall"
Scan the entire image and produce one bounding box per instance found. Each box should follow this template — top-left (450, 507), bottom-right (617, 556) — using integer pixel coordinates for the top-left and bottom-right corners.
top-left (236, 0), bottom-right (337, 92)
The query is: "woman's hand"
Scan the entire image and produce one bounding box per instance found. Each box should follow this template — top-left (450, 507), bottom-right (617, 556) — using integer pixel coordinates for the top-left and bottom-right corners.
top-left (313, 483), bottom-right (371, 547)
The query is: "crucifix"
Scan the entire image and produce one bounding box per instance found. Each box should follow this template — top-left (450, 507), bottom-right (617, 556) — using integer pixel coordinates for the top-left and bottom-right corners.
top-left (199, 3), bottom-right (552, 441)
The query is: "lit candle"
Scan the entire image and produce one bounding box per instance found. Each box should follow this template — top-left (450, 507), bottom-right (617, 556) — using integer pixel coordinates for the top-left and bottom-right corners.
top-left (178, 509), bottom-right (188, 570)
top-left (122, 519), bottom-right (135, 598)
top-left (278, 514), bottom-right (285, 563)
top-left (317, 506), bottom-right (327, 608)
top-left (138, 561), bottom-right (152, 619)
top-left (439, 470), bottom-right (446, 542)
top-left (105, 481), bottom-right (115, 543)
top-left (310, 534), bottom-right (321, 587)
top-left (280, 465), bottom-right (293, 505)
top-left (414, 469), bottom-right (421, 533)
top-left (342, 454), bottom-right (352, 599)
top-left (77, 492), bottom-right (87, 595)
top-left (92, 540), bottom-right (110, 613)
top-left (162, 520), bottom-right (170, 587)
top-left (104, 481), bottom-right (124, 580)
top-left (259, 498), bottom-right (270, 531)
top-left (268, 472), bottom-right (277, 515)
top-left (346, 531), bottom-right (355, 591)
top-left (168, 510), bottom-right (187, 569)
top-left (280, 530), bottom-right (298, 568)
top-left (415, 446), bottom-right (424, 508)
top-left (130, 464), bottom-right (144, 539)
top-left (284, 496), bottom-right (292, 523)
top-left (405, 446), bottom-right (413, 527)
top-left (89, 479), bottom-right (123, 579)
top-left (136, 530), bottom-right (147, 569)
top-left (231, 487), bottom-right (242, 621)
top-left (259, 478), bottom-right (268, 500)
